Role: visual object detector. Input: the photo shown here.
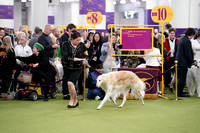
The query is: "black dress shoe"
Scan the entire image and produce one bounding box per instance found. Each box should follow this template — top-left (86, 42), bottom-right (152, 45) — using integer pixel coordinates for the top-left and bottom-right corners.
top-left (169, 88), bottom-right (173, 93)
top-left (178, 94), bottom-right (190, 97)
top-left (67, 105), bottom-right (75, 108)
top-left (74, 102), bottom-right (79, 107)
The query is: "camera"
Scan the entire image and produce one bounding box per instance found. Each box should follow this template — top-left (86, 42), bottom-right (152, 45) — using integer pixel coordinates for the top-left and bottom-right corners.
top-left (113, 42), bottom-right (122, 51)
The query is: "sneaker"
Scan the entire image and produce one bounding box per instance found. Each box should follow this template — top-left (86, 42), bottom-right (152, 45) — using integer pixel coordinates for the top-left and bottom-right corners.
top-left (95, 96), bottom-right (100, 100)
top-left (157, 92), bottom-right (163, 97)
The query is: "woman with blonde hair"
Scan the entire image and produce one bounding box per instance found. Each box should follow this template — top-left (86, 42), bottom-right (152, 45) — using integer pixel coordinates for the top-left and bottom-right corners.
top-left (0, 36), bottom-right (16, 100)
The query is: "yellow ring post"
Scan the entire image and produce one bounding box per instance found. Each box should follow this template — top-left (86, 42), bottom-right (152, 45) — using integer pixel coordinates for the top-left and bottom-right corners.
top-left (83, 64), bottom-right (86, 101)
top-left (175, 60), bottom-right (178, 100)
top-left (170, 60), bottom-right (182, 101)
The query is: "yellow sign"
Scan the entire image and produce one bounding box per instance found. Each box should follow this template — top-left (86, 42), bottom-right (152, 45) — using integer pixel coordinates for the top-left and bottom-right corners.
top-left (151, 6), bottom-right (173, 24)
top-left (86, 12), bottom-right (103, 25)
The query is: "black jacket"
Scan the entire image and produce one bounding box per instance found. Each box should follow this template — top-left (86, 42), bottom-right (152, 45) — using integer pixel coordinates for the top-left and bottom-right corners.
top-left (17, 52), bottom-right (55, 83)
top-left (38, 33), bottom-right (54, 58)
top-left (0, 46), bottom-right (16, 73)
top-left (175, 35), bottom-right (194, 68)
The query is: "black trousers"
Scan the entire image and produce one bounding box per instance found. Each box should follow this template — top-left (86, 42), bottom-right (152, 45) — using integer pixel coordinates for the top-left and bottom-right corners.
top-left (0, 71), bottom-right (12, 93)
top-left (78, 70), bottom-right (84, 95)
top-left (164, 58), bottom-right (175, 87)
top-left (177, 66), bottom-right (188, 96)
top-left (62, 68), bottom-right (69, 95)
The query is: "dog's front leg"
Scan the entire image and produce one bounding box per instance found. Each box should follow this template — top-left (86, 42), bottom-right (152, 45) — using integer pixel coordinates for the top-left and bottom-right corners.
top-left (97, 91), bottom-right (112, 110)
top-left (118, 93), bottom-right (127, 108)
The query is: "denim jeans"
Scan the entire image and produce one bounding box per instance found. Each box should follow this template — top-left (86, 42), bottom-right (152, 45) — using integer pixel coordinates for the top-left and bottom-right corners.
top-left (87, 88), bottom-right (104, 100)
top-left (103, 65), bottom-right (118, 74)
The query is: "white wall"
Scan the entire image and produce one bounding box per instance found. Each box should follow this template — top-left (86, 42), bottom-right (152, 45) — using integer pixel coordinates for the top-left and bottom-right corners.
top-left (14, 1), bottom-right (22, 30)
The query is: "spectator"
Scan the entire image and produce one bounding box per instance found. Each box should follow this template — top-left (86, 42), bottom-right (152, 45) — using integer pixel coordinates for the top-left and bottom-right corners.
top-left (50, 28), bottom-right (60, 59)
top-left (59, 23), bottom-right (76, 54)
top-left (163, 28), bottom-right (179, 91)
top-left (88, 32), bottom-right (102, 68)
top-left (13, 35), bottom-right (32, 92)
top-left (86, 64), bottom-right (105, 100)
top-left (0, 36), bottom-right (16, 100)
top-left (144, 37), bottom-right (162, 97)
top-left (4, 27), bottom-right (15, 47)
top-left (17, 43), bottom-right (56, 101)
top-left (191, 31), bottom-right (200, 61)
top-left (100, 34), bottom-right (121, 73)
top-left (0, 27), bottom-right (5, 46)
top-left (175, 28), bottom-right (196, 97)
top-left (28, 30), bottom-right (32, 40)
top-left (163, 23), bottom-right (172, 38)
top-left (38, 24), bottom-right (59, 62)
top-left (28, 28), bottom-right (42, 49)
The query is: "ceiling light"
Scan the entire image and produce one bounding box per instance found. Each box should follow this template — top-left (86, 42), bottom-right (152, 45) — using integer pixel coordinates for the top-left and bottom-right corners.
top-left (120, 0), bottom-right (126, 4)
top-left (21, 0), bottom-right (27, 2)
top-left (113, 1), bottom-right (116, 5)
top-left (60, 0), bottom-right (65, 2)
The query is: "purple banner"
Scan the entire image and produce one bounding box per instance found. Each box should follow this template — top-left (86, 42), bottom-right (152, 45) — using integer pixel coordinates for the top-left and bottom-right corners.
top-left (118, 68), bottom-right (158, 94)
top-left (0, 5), bottom-right (14, 19)
top-left (79, 0), bottom-right (105, 15)
top-left (106, 12), bottom-right (114, 30)
top-left (121, 28), bottom-right (153, 50)
top-left (48, 16), bottom-right (55, 25)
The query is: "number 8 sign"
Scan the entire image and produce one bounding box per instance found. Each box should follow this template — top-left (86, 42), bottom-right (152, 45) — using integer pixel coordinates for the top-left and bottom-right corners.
top-left (151, 6), bottom-right (173, 24)
top-left (86, 12), bottom-right (103, 25)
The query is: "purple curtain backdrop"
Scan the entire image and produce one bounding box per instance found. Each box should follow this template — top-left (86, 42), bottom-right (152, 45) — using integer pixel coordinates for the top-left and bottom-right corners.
top-left (0, 5), bottom-right (14, 19)
top-left (79, 0), bottom-right (105, 15)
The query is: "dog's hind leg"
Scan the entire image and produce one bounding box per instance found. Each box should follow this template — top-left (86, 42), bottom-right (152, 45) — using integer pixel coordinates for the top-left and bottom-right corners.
top-left (118, 91), bottom-right (128, 108)
top-left (97, 91), bottom-right (112, 110)
top-left (111, 96), bottom-right (117, 107)
top-left (197, 86), bottom-right (200, 98)
top-left (135, 90), bottom-right (144, 105)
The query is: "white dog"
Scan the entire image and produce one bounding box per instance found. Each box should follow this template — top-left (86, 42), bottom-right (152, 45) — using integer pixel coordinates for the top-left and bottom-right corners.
top-left (186, 60), bottom-right (200, 97)
top-left (96, 71), bottom-right (146, 110)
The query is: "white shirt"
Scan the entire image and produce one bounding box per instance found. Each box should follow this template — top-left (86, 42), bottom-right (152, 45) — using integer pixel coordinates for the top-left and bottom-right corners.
top-left (144, 47), bottom-right (162, 67)
top-left (192, 39), bottom-right (200, 61)
top-left (15, 44), bottom-right (33, 64)
top-left (169, 38), bottom-right (175, 57)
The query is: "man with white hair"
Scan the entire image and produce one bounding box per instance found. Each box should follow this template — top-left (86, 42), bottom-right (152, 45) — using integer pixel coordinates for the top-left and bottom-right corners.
top-left (13, 35), bottom-right (32, 91)
top-left (38, 24), bottom-right (59, 62)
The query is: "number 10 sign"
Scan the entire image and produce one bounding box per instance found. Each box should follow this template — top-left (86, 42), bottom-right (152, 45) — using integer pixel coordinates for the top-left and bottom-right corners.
top-left (151, 6), bottom-right (173, 24)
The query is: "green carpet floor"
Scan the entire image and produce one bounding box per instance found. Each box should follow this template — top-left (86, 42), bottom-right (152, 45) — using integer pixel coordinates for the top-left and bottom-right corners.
top-left (0, 91), bottom-right (200, 133)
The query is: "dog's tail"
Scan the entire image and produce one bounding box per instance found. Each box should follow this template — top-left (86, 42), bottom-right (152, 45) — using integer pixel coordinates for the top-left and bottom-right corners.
top-left (130, 80), bottom-right (146, 99)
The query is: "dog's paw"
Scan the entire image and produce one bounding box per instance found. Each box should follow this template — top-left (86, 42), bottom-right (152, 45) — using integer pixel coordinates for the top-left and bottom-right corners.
top-left (97, 106), bottom-right (101, 110)
top-left (118, 105), bottom-right (123, 108)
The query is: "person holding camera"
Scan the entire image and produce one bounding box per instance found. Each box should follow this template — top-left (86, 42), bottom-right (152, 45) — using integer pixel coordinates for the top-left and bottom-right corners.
top-left (100, 34), bottom-right (121, 73)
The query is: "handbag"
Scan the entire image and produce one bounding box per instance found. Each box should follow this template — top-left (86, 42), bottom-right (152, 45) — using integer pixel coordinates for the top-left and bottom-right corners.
top-left (17, 71), bottom-right (32, 83)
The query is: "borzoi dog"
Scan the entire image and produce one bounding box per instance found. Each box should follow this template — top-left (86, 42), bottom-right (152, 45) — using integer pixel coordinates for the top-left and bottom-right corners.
top-left (96, 71), bottom-right (146, 110)
top-left (186, 60), bottom-right (200, 97)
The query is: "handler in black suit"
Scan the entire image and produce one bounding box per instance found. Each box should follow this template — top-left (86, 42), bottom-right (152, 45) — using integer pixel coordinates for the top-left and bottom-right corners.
top-left (175, 28), bottom-right (196, 97)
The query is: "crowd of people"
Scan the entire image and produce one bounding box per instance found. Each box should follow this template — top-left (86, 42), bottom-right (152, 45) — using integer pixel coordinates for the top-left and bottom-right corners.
top-left (0, 23), bottom-right (200, 108)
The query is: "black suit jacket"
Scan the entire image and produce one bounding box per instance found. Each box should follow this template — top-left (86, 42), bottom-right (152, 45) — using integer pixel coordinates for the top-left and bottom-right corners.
top-left (175, 35), bottom-right (194, 68)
